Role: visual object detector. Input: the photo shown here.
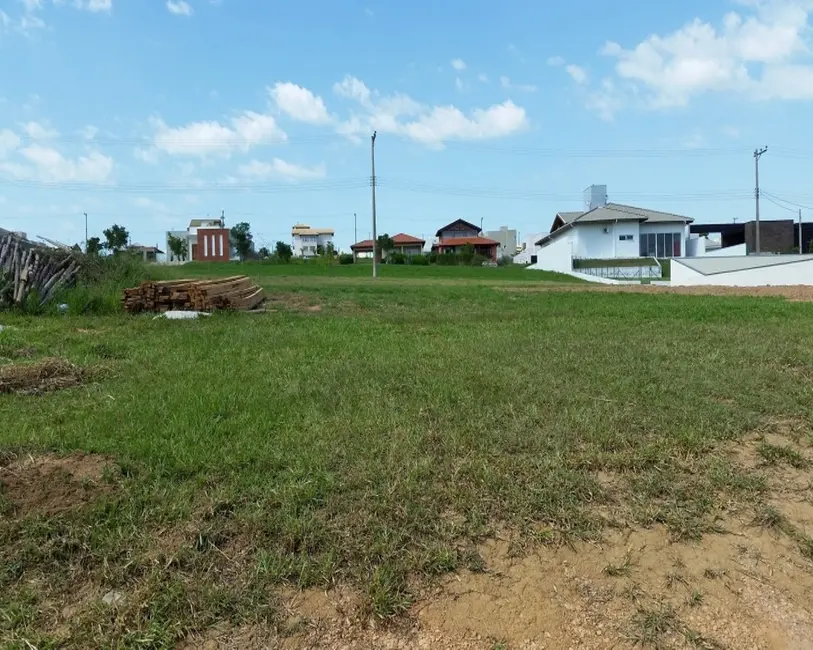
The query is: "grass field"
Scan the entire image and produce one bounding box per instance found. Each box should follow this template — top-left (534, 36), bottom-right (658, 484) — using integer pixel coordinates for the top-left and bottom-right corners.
top-left (2, 262), bottom-right (813, 648)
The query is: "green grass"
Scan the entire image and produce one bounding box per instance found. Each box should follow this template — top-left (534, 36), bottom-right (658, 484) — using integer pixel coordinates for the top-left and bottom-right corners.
top-left (2, 263), bottom-right (813, 646)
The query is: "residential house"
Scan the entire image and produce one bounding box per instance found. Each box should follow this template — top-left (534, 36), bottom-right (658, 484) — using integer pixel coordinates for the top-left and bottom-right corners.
top-left (292, 223), bottom-right (334, 258)
top-left (128, 245), bottom-right (164, 262)
top-left (484, 226), bottom-right (518, 259)
top-left (165, 217), bottom-right (235, 263)
top-left (431, 219), bottom-right (499, 261)
top-left (351, 233), bottom-right (426, 260)
top-left (532, 185), bottom-right (694, 273)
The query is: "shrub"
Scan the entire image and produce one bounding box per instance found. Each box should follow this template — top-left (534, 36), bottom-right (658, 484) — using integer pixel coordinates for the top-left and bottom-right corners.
top-left (497, 254), bottom-right (514, 267)
top-left (427, 252), bottom-right (438, 264)
top-left (471, 253), bottom-right (488, 266)
top-left (410, 254), bottom-right (428, 266)
top-left (339, 253), bottom-right (354, 265)
top-left (436, 253), bottom-right (459, 266)
top-left (56, 254), bottom-right (152, 315)
top-left (389, 252), bottom-right (407, 265)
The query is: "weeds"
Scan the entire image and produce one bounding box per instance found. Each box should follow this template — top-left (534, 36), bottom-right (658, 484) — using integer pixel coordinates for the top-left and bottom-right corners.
top-left (757, 442), bottom-right (810, 469)
top-left (604, 553), bottom-right (634, 577)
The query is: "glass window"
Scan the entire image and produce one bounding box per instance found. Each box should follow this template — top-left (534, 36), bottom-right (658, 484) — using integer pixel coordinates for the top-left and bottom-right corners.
top-left (673, 234), bottom-right (681, 257)
top-left (656, 233), bottom-right (665, 257)
top-left (664, 233), bottom-right (673, 257)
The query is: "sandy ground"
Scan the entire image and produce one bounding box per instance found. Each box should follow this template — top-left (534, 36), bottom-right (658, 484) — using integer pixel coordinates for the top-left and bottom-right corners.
top-left (499, 283), bottom-right (813, 302)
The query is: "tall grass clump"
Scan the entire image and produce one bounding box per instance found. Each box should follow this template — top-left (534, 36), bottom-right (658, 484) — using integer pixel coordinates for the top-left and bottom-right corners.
top-left (54, 254), bottom-right (152, 315)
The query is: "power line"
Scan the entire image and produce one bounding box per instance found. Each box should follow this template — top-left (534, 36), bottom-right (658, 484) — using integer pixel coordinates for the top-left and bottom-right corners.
top-left (762, 191), bottom-right (813, 211)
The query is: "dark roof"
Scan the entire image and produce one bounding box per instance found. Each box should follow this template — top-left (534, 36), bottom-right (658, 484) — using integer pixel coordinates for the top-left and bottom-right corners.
top-left (537, 203), bottom-right (694, 247)
top-left (435, 219), bottom-right (480, 237)
top-left (129, 245), bottom-right (165, 254)
top-left (432, 236), bottom-right (499, 248)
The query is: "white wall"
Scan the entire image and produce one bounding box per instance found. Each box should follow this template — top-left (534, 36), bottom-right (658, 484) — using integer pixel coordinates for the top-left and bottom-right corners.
top-left (705, 243), bottom-right (747, 257)
top-left (527, 233), bottom-right (573, 273)
top-left (686, 236), bottom-right (706, 258)
top-left (513, 232), bottom-right (544, 264)
top-left (672, 256), bottom-right (813, 286)
top-left (573, 224), bottom-right (615, 258)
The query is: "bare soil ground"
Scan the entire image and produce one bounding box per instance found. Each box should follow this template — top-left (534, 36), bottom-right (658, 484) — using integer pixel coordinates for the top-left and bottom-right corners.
top-left (173, 429), bottom-right (813, 650)
top-left (0, 452), bottom-right (114, 516)
top-left (500, 284), bottom-right (813, 302)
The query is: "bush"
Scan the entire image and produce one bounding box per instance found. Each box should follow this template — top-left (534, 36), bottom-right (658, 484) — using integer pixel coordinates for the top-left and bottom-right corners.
top-left (389, 252), bottom-right (407, 265)
top-left (410, 254), bottom-right (428, 266)
top-left (436, 253), bottom-right (459, 266)
top-left (339, 253), bottom-right (354, 265)
top-left (497, 254), bottom-right (514, 267)
top-left (427, 252), bottom-right (438, 264)
top-left (471, 254), bottom-right (488, 267)
top-left (56, 254), bottom-right (152, 315)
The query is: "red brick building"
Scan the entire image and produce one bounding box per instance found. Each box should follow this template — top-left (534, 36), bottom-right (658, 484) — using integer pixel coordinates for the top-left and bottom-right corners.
top-left (195, 228), bottom-right (230, 262)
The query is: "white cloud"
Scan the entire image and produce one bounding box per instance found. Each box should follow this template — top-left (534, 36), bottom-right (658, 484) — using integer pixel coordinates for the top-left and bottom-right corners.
top-left (596, 0), bottom-right (813, 113)
top-left (455, 77), bottom-right (467, 91)
top-left (451, 58), bottom-right (467, 71)
top-left (333, 75), bottom-right (373, 106)
top-left (238, 158), bottom-right (327, 181)
top-left (148, 111), bottom-right (286, 157)
top-left (0, 129), bottom-right (21, 158)
top-left (14, 145), bottom-right (113, 182)
top-left (80, 125), bottom-right (99, 140)
top-left (166, 1), bottom-right (193, 16)
top-left (566, 64), bottom-right (588, 85)
top-left (500, 76), bottom-right (538, 92)
top-left (477, 73), bottom-right (489, 83)
top-left (547, 55), bottom-right (565, 67)
top-left (269, 82), bottom-right (332, 124)
top-left (333, 75), bottom-right (529, 145)
top-left (80, 0), bottom-right (113, 12)
top-left (723, 124), bottom-right (741, 138)
top-left (22, 121), bottom-right (58, 139)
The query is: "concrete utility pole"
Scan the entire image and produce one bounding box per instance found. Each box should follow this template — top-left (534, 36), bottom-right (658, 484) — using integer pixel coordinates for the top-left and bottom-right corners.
top-left (354, 212), bottom-right (357, 248)
top-left (800, 208), bottom-right (804, 255)
top-left (371, 131), bottom-right (378, 279)
top-left (83, 213), bottom-right (88, 253)
top-left (754, 146), bottom-right (768, 254)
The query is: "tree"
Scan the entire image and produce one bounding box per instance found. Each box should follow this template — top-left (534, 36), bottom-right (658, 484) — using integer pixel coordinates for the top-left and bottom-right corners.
top-left (275, 241), bottom-right (293, 262)
top-left (316, 244), bottom-right (325, 256)
top-left (86, 237), bottom-right (101, 256)
top-left (103, 225), bottom-right (129, 253)
top-left (167, 234), bottom-right (188, 262)
top-left (324, 241), bottom-right (336, 264)
top-left (230, 222), bottom-right (254, 261)
top-left (258, 246), bottom-right (270, 259)
top-left (377, 234), bottom-right (394, 262)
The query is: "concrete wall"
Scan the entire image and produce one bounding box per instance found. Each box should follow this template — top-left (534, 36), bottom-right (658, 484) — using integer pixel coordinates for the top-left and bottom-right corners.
top-left (672, 256), bottom-right (813, 286)
top-left (705, 243), bottom-right (747, 257)
top-left (513, 232), bottom-right (544, 264)
top-left (485, 227), bottom-right (518, 258)
top-left (527, 233), bottom-right (572, 273)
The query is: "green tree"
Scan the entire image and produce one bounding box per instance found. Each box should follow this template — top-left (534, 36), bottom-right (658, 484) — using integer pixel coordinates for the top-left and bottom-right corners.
top-left (86, 237), bottom-right (101, 256)
top-left (275, 241), bottom-right (293, 262)
top-left (103, 225), bottom-right (129, 253)
top-left (257, 246), bottom-right (270, 259)
top-left (324, 241), bottom-right (336, 265)
top-left (377, 234), bottom-right (394, 262)
top-left (460, 242), bottom-right (476, 264)
top-left (167, 234), bottom-right (188, 262)
top-left (230, 222), bottom-right (254, 261)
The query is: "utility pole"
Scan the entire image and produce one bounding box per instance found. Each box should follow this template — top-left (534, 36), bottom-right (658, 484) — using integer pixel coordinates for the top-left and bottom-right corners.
top-left (800, 208), bottom-right (804, 255)
top-left (83, 213), bottom-right (88, 253)
top-left (354, 212), bottom-right (357, 247)
top-left (371, 131), bottom-right (378, 279)
top-left (754, 146), bottom-right (768, 254)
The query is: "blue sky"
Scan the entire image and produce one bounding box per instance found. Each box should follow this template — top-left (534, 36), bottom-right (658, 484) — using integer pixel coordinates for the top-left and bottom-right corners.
top-left (2, 0), bottom-right (813, 250)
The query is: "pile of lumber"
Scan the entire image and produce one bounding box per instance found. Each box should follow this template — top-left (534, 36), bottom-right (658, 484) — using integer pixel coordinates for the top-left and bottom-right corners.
top-left (0, 233), bottom-right (79, 308)
top-left (122, 275), bottom-right (265, 313)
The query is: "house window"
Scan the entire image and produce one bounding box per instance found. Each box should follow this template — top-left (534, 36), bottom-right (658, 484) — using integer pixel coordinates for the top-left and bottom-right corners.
top-left (639, 233), bottom-right (683, 258)
top-left (619, 235), bottom-right (634, 241)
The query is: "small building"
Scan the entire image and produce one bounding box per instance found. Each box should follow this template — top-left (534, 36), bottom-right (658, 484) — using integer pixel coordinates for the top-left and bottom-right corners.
top-left (128, 245), bottom-right (164, 262)
top-left (432, 219), bottom-right (499, 261)
top-left (484, 226), bottom-right (518, 259)
top-left (292, 223), bottom-right (334, 258)
top-left (350, 233), bottom-right (426, 260)
top-left (690, 219), bottom-right (813, 255)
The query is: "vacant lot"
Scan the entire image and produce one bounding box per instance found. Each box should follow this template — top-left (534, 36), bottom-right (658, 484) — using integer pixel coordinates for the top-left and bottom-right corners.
top-left (2, 263), bottom-right (813, 649)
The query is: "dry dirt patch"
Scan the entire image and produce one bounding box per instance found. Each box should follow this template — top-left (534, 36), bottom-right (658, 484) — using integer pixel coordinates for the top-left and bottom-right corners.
top-left (500, 284), bottom-right (813, 301)
top-left (0, 452), bottom-right (114, 516)
top-left (0, 357), bottom-right (86, 395)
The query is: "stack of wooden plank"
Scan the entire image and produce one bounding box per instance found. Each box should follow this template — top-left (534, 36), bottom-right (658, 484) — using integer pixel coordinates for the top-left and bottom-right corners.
top-left (121, 275), bottom-right (265, 313)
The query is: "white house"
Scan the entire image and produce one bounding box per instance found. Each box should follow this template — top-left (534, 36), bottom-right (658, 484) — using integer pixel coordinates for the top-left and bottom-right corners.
top-left (292, 223), bottom-right (334, 258)
top-left (531, 185), bottom-right (694, 273)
